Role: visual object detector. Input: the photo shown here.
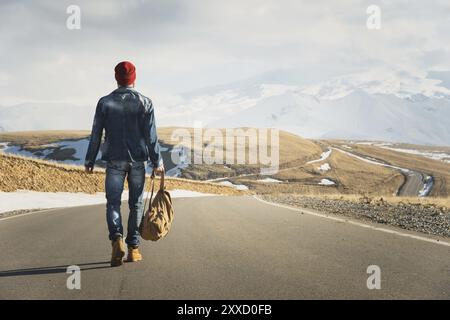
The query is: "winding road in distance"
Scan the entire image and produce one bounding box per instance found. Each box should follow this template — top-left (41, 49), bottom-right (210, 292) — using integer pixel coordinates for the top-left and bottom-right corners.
top-left (331, 146), bottom-right (430, 197)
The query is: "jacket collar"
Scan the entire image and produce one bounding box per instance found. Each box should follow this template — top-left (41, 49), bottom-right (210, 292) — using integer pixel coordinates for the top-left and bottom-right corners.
top-left (113, 86), bottom-right (136, 94)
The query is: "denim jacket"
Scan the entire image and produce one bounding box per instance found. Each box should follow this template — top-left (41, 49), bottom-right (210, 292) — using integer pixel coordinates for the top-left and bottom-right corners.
top-left (85, 87), bottom-right (163, 168)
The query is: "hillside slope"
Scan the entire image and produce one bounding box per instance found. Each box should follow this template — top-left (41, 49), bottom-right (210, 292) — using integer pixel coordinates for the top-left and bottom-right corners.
top-left (2, 129), bottom-right (450, 197)
top-left (0, 153), bottom-right (242, 195)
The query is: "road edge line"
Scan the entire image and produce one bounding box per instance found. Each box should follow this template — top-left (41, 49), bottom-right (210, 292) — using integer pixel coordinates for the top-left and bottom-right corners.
top-left (253, 195), bottom-right (450, 248)
top-left (0, 207), bottom-right (66, 221)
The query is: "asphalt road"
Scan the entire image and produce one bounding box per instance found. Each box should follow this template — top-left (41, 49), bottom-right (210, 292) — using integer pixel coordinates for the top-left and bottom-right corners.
top-left (0, 196), bottom-right (449, 299)
top-left (398, 171), bottom-right (425, 197)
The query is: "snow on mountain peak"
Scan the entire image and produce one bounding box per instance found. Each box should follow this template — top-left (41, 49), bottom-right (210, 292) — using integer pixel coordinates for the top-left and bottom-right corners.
top-left (299, 69), bottom-right (450, 100)
top-left (250, 69), bottom-right (450, 102)
top-left (259, 84), bottom-right (298, 98)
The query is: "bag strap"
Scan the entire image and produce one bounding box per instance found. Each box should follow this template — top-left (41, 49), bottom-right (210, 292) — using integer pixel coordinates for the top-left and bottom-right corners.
top-left (159, 170), bottom-right (165, 191)
top-left (142, 171), bottom-right (155, 219)
top-left (142, 170), bottom-right (165, 217)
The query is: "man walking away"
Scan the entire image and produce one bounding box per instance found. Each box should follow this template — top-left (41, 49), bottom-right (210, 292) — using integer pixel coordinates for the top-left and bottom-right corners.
top-left (85, 61), bottom-right (164, 267)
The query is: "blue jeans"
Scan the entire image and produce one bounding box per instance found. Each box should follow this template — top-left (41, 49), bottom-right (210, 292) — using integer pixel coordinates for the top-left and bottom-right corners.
top-left (105, 160), bottom-right (146, 247)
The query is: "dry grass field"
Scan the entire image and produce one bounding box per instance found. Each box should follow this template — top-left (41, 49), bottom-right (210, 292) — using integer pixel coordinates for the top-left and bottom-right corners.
top-left (158, 127), bottom-right (323, 163)
top-left (325, 149), bottom-right (404, 195)
top-left (0, 153), bottom-right (243, 195)
top-left (157, 127), bottom-right (324, 180)
top-left (229, 147), bottom-right (404, 196)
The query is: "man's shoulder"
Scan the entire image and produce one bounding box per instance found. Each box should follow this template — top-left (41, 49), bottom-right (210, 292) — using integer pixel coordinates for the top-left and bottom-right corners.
top-left (98, 91), bottom-right (117, 105)
top-left (133, 90), bottom-right (152, 104)
top-left (133, 90), bottom-right (153, 112)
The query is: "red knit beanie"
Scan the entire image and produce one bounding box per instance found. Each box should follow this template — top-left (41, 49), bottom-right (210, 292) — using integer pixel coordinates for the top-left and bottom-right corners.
top-left (115, 61), bottom-right (136, 86)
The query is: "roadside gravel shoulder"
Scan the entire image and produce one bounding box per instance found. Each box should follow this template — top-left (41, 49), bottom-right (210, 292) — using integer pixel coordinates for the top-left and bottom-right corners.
top-left (260, 194), bottom-right (450, 238)
top-left (0, 209), bottom-right (47, 220)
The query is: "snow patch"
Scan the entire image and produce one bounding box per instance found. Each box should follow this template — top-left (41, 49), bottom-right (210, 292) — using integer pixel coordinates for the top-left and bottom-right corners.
top-left (0, 139), bottom-right (95, 165)
top-left (0, 142), bottom-right (36, 158)
top-left (317, 163), bottom-right (331, 172)
top-left (306, 149), bottom-right (332, 164)
top-left (318, 179), bottom-right (335, 186)
top-left (257, 177), bottom-right (282, 183)
top-left (56, 139), bottom-right (91, 165)
top-left (0, 189), bottom-right (216, 214)
top-left (419, 176), bottom-right (434, 197)
top-left (218, 180), bottom-right (249, 190)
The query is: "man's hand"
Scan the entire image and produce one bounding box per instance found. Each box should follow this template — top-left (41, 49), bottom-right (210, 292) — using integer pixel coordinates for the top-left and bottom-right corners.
top-left (153, 164), bottom-right (164, 176)
top-left (85, 165), bottom-right (94, 174)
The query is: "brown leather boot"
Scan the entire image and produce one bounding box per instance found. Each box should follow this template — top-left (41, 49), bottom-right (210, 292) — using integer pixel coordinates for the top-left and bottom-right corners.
top-left (125, 246), bottom-right (143, 262)
top-left (110, 237), bottom-right (126, 267)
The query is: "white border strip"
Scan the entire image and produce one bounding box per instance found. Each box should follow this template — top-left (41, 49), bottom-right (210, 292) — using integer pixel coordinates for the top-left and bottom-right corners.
top-left (253, 195), bottom-right (450, 248)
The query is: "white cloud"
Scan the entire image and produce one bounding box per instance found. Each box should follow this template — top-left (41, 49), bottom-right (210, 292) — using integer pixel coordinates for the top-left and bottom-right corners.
top-left (0, 0), bottom-right (449, 106)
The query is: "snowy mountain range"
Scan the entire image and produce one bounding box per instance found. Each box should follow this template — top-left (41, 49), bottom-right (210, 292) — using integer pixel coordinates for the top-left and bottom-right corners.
top-left (168, 69), bottom-right (450, 146)
top-left (207, 86), bottom-right (450, 146)
top-left (1, 68), bottom-right (450, 146)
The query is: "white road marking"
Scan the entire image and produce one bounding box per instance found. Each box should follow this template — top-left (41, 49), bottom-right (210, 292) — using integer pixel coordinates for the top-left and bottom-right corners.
top-left (253, 195), bottom-right (450, 248)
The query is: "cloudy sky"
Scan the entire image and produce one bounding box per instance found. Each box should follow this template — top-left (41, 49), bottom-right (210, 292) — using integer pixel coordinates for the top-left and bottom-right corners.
top-left (1, 0), bottom-right (450, 106)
